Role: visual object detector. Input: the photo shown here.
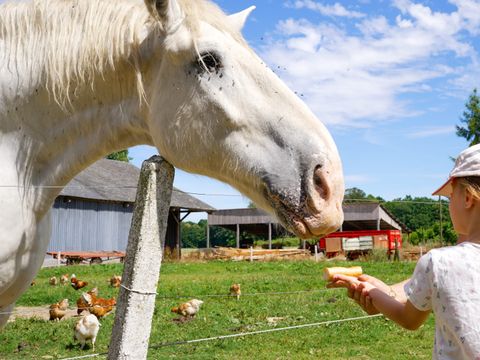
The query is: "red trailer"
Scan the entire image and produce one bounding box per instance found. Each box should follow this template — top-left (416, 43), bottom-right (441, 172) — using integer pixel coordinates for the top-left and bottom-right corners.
top-left (318, 229), bottom-right (402, 259)
top-left (47, 251), bottom-right (126, 265)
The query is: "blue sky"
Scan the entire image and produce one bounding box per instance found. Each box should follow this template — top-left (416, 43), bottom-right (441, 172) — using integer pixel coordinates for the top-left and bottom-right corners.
top-left (128, 0), bottom-right (480, 221)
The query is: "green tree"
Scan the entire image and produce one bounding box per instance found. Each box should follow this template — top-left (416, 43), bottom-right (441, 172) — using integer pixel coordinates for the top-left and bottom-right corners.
top-left (345, 187), bottom-right (367, 200)
top-left (181, 220), bottom-right (207, 248)
top-left (383, 196), bottom-right (451, 233)
top-left (344, 187), bottom-right (384, 202)
top-left (106, 149), bottom-right (131, 162)
top-left (456, 88), bottom-right (480, 146)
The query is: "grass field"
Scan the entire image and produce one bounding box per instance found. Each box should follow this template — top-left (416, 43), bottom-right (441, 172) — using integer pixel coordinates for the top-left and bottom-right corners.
top-left (0, 260), bottom-right (434, 359)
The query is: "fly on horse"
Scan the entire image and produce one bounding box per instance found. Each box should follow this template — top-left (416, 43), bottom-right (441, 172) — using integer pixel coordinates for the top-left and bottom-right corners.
top-left (0, 0), bottom-right (344, 328)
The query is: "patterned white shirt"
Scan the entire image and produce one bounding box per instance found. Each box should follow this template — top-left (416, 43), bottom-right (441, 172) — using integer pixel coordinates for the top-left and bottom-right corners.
top-left (405, 242), bottom-right (480, 359)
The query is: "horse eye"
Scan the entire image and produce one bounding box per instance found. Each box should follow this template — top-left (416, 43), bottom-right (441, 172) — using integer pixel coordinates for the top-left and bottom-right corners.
top-left (196, 52), bottom-right (222, 73)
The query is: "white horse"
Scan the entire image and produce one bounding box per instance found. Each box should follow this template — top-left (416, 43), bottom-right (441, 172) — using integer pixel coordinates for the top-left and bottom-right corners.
top-left (0, 0), bottom-right (344, 328)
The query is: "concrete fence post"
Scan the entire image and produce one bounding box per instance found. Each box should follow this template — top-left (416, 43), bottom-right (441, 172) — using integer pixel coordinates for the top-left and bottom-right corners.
top-left (108, 156), bottom-right (174, 360)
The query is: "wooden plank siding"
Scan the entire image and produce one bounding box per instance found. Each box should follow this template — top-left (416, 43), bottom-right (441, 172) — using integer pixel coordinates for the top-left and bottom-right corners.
top-left (46, 159), bottom-right (215, 258)
top-left (208, 208), bottom-right (275, 226)
top-left (48, 197), bottom-right (133, 252)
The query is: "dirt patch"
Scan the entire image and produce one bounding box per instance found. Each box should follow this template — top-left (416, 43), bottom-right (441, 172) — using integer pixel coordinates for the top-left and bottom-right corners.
top-left (9, 306), bottom-right (80, 322)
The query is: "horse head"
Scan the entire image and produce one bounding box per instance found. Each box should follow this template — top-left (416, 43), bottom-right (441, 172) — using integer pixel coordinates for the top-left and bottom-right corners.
top-left (142, 0), bottom-right (344, 238)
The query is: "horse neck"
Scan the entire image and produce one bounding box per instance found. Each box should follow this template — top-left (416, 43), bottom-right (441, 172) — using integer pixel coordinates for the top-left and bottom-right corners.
top-left (1, 73), bottom-right (153, 217)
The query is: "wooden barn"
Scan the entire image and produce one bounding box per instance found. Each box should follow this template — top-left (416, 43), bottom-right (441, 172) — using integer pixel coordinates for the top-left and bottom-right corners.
top-left (48, 158), bottom-right (215, 259)
top-left (207, 203), bottom-right (409, 249)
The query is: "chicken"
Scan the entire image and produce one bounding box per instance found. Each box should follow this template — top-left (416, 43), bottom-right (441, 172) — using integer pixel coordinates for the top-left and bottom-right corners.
top-left (49, 298), bottom-right (69, 321)
top-left (60, 273), bottom-right (69, 285)
top-left (109, 275), bottom-right (122, 288)
top-left (229, 283), bottom-right (241, 300)
top-left (73, 314), bottom-right (100, 351)
top-left (49, 276), bottom-right (58, 286)
top-left (57, 298), bottom-right (69, 310)
top-left (76, 288), bottom-right (98, 315)
top-left (71, 274), bottom-right (88, 290)
top-left (171, 299), bottom-right (204, 318)
top-left (88, 298), bottom-right (116, 319)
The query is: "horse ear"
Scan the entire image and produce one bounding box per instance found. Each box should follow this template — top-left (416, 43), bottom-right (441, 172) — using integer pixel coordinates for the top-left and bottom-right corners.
top-left (228, 6), bottom-right (256, 32)
top-left (145, 0), bottom-right (184, 33)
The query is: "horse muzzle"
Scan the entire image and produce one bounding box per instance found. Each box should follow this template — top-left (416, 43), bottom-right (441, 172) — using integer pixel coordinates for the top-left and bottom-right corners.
top-left (265, 162), bottom-right (344, 239)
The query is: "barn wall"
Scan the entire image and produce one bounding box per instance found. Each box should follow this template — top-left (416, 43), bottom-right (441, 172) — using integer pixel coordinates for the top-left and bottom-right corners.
top-left (164, 210), bottom-right (180, 259)
top-left (48, 198), bottom-right (133, 252)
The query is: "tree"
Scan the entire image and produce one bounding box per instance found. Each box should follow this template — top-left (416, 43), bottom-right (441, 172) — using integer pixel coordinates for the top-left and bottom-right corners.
top-left (181, 221), bottom-right (207, 248)
top-left (383, 196), bottom-right (451, 233)
top-left (106, 149), bottom-right (131, 162)
top-left (344, 187), bottom-right (384, 202)
top-left (106, 150), bottom-right (131, 162)
top-left (344, 187), bottom-right (367, 200)
top-left (456, 88), bottom-right (480, 146)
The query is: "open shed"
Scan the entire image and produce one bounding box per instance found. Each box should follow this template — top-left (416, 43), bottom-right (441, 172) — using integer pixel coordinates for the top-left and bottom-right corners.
top-left (48, 158), bottom-right (215, 259)
top-left (340, 202), bottom-right (407, 231)
top-left (207, 202), bottom-right (408, 248)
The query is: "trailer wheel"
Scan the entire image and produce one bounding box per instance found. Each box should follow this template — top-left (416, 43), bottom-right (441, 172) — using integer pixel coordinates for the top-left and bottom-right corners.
top-left (90, 257), bottom-right (102, 265)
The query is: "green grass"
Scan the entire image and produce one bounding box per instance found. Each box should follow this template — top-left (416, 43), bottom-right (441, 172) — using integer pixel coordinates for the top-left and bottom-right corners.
top-left (0, 260), bottom-right (434, 359)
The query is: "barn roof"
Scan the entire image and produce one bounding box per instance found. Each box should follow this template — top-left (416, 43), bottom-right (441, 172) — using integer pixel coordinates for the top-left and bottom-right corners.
top-left (59, 158), bottom-right (215, 212)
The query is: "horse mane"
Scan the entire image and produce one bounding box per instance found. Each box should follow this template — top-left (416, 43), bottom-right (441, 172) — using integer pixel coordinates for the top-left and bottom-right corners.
top-left (0, 0), bottom-right (240, 107)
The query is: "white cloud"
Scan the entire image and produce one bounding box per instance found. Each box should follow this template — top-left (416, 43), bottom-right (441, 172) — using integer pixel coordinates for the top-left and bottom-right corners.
top-left (451, 0), bottom-right (480, 34)
top-left (262, 1), bottom-right (479, 127)
top-left (407, 126), bottom-right (456, 138)
top-left (289, 1), bottom-right (365, 18)
top-left (357, 16), bottom-right (390, 36)
top-left (344, 174), bottom-right (372, 186)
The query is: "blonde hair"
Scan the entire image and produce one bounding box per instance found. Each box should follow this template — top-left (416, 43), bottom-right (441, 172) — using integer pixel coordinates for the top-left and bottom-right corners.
top-left (456, 177), bottom-right (480, 201)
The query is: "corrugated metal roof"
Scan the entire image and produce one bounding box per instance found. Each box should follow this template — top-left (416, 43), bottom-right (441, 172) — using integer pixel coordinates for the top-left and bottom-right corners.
top-left (59, 158), bottom-right (216, 212)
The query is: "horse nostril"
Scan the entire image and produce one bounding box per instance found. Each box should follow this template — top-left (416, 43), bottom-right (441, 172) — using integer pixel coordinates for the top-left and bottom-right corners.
top-left (313, 165), bottom-right (329, 200)
top-left (313, 165), bottom-right (322, 187)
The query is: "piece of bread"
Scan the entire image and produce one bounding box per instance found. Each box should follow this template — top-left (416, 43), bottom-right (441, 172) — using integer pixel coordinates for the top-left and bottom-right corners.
top-left (323, 266), bottom-right (363, 281)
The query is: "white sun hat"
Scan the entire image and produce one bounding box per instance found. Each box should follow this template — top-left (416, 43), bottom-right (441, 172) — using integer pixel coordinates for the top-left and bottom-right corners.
top-left (432, 144), bottom-right (480, 197)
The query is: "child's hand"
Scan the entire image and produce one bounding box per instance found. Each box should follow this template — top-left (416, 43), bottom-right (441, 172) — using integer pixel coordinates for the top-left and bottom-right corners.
top-left (328, 274), bottom-right (385, 315)
top-left (358, 280), bottom-right (376, 293)
top-left (326, 274), bottom-right (361, 299)
top-left (356, 280), bottom-right (374, 302)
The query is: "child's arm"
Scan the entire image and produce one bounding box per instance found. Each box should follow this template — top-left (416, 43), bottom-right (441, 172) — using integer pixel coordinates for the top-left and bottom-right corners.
top-left (358, 282), bottom-right (430, 330)
top-left (328, 274), bottom-right (409, 314)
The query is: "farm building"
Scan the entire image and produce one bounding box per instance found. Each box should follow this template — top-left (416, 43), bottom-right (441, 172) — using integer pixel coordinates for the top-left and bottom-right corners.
top-left (48, 158), bottom-right (215, 259)
top-left (207, 202), bottom-right (409, 249)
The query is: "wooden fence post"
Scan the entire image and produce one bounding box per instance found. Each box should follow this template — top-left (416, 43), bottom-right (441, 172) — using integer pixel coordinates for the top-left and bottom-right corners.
top-left (108, 156), bottom-right (174, 360)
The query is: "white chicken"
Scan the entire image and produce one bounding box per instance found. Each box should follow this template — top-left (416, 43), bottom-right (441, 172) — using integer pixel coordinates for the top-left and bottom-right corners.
top-left (73, 314), bottom-right (101, 350)
top-left (171, 299), bottom-right (204, 318)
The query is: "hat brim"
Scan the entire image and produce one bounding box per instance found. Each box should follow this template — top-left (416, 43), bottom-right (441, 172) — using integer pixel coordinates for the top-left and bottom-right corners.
top-left (432, 178), bottom-right (453, 197)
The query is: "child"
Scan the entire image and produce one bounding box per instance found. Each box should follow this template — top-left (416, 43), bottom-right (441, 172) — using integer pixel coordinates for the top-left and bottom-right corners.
top-left (329, 144), bottom-right (480, 359)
